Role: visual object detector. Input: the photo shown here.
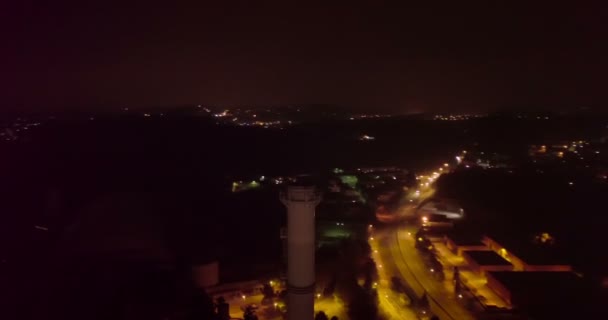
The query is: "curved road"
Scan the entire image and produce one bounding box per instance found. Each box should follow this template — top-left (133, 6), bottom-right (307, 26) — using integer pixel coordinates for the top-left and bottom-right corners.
top-left (376, 226), bottom-right (475, 320)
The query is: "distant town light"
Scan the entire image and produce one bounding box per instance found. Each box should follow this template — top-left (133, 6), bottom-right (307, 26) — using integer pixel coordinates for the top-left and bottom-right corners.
top-left (444, 163), bottom-right (449, 167)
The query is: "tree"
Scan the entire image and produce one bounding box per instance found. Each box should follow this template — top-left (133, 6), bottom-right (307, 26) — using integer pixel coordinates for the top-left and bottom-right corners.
top-left (186, 288), bottom-right (216, 320)
top-left (330, 316), bottom-right (338, 320)
top-left (419, 292), bottom-right (430, 310)
top-left (315, 311), bottom-right (329, 320)
top-left (262, 284), bottom-right (274, 298)
top-left (243, 306), bottom-right (258, 320)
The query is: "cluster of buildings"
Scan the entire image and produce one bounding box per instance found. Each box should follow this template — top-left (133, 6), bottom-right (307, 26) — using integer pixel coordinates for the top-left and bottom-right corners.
top-left (0, 118), bottom-right (42, 142)
top-left (454, 150), bottom-right (515, 170)
top-left (432, 114), bottom-right (486, 121)
top-left (348, 114), bottom-right (393, 120)
top-left (442, 230), bottom-right (585, 316)
top-left (528, 140), bottom-right (596, 161)
top-left (207, 105), bottom-right (395, 128)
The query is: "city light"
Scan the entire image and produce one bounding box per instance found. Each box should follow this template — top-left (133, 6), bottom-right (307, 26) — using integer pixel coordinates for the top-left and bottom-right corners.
top-left (444, 163), bottom-right (449, 167)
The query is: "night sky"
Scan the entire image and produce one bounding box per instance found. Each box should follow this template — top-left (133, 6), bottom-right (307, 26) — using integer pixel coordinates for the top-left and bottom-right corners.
top-left (3, 2), bottom-right (607, 113)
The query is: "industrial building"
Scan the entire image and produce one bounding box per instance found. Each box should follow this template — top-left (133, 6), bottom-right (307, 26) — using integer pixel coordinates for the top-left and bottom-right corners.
top-left (462, 251), bottom-right (513, 275)
top-left (482, 235), bottom-right (572, 272)
top-left (486, 271), bottom-right (585, 317)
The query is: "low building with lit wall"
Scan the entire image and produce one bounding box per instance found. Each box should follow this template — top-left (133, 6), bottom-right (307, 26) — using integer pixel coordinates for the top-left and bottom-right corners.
top-left (462, 251), bottom-right (513, 275)
top-left (486, 271), bottom-right (584, 313)
top-left (444, 232), bottom-right (489, 256)
top-left (482, 235), bottom-right (572, 272)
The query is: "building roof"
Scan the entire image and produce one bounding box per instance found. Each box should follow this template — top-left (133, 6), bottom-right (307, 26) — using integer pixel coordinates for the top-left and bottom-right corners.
top-left (445, 231), bottom-right (485, 247)
top-left (488, 271), bottom-right (583, 301)
top-left (465, 250), bottom-right (512, 266)
top-left (488, 271), bottom-right (593, 319)
top-left (485, 233), bottom-right (569, 266)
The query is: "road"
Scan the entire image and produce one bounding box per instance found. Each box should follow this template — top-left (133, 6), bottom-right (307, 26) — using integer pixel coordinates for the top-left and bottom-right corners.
top-left (369, 227), bottom-right (419, 320)
top-left (372, 225), bottom-right (475, 320)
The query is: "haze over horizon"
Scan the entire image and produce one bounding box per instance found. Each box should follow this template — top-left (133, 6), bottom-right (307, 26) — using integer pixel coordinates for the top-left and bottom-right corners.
top-left (3, 2), bottom-right (607, 114)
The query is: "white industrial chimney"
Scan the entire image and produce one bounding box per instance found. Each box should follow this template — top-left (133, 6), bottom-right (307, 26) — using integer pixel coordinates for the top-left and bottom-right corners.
top-left (281, 185), bottom-right (321, 320)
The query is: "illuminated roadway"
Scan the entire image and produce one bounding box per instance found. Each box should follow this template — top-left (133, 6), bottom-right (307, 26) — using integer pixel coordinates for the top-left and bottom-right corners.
top-left (371, 225), bottom-right (475, 320)
top-left (369, 228), bottom-right (418, 320)
top-left (370, 157), bottom-right (474, 319)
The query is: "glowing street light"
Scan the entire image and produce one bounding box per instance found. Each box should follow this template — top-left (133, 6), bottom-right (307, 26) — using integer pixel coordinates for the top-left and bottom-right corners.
top-left (444, 163), bottom-right (449, 167)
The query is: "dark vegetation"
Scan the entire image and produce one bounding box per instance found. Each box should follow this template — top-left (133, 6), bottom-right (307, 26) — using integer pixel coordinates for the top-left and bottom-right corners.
top-left (316, 239), bottom-right (381, 320)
